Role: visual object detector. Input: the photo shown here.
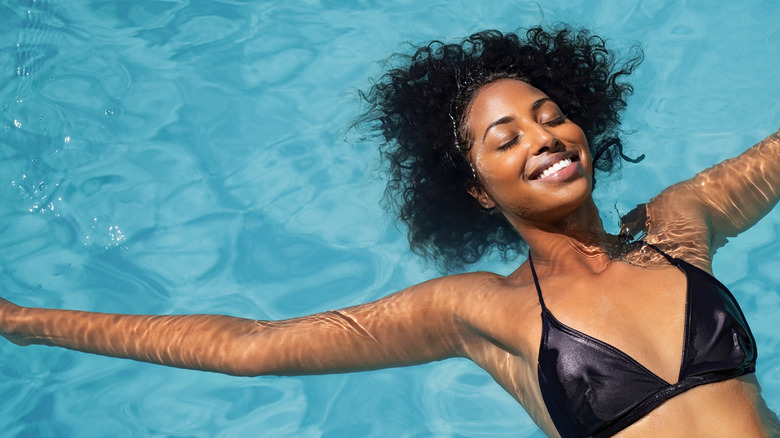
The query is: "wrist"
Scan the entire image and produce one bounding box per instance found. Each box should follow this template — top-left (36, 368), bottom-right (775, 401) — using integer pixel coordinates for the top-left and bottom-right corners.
top-left (0, 299), bottom-right (33, 346)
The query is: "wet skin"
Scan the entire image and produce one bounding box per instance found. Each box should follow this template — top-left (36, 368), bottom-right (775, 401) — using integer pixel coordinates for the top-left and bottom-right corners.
top-left (2, 79), bottom-right (780, 437)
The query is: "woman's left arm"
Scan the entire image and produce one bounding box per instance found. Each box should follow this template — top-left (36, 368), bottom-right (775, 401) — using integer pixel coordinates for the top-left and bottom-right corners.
top-left (688, 130), bottom-right (780, 238)
top-left (653, 130), bottom-right (780, 241)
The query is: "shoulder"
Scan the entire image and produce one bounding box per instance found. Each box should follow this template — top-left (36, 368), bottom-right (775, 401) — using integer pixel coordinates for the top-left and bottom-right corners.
top-left (410, 269), bottom-right (536, 305)
top-left (389, 268), bottom-right (542, 350)
top-left (628, 196), bottom-right (714, 272)
top-left (393, 271), bottom-right (518, 315)
top-left (440, 268), bottom-right (543, 354)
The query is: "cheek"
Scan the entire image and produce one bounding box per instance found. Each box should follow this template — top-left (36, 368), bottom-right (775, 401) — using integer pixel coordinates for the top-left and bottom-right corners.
top-left (561, 127), bottom-right (591, 168)
top-left (475, 152), bottom-right (522, 184)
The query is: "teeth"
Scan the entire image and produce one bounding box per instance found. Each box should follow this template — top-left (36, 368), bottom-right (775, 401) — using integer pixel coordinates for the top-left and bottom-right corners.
top-left (539, 158), bottom-right (572, 179)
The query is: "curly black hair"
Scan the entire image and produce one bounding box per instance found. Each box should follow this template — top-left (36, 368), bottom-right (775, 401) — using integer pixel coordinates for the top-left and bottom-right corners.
top-left (359, 26), bottom-right (643, 271)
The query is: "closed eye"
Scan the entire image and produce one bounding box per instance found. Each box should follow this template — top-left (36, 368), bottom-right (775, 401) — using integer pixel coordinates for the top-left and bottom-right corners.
top-left (498, 135), bottom-right (520, 151)
top-left (542, 115), bottom-right (567, 127)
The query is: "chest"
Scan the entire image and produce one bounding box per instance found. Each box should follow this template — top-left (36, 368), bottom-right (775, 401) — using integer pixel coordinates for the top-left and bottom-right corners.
top-left (543, 263), bottom-right (687, 382)
top-left (471, 262), bottom-right (689, 387)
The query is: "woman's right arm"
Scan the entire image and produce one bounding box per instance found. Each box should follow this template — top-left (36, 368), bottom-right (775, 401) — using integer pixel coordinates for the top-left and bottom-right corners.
top-left (0, 278), bottom-right (474, 377)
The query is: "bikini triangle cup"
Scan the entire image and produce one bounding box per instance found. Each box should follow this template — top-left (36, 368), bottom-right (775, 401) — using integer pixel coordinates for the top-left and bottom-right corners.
top-left (529, 243), bottom-right (756, 438)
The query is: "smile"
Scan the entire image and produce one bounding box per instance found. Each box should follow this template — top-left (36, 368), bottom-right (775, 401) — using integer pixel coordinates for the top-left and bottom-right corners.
top-left (537, 158), bottom-right (573, 180)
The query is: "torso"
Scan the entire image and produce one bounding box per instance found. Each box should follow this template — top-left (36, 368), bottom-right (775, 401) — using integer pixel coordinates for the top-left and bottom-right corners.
top-left (453, 244), bottom-right (777, 437)
top-left (437, 162), bottom-right (780, 437)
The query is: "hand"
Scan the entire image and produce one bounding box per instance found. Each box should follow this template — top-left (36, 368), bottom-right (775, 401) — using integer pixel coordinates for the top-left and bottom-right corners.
top-left (0, 297), bottom-right (30, 346)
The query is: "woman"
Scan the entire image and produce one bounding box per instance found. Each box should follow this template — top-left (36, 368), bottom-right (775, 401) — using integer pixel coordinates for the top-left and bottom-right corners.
top-left (1, 26), bottom-right (779, 437)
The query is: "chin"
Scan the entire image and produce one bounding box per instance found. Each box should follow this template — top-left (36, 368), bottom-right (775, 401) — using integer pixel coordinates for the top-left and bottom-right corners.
top-left (534, 190), bottom-right (594, 224)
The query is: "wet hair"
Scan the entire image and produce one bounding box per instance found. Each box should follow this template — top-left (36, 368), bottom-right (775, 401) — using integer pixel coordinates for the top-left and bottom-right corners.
top-left (359, 26), bottom-right (643, 271)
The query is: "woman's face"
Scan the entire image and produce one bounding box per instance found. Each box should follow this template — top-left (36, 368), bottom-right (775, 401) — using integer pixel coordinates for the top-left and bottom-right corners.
top-left (464, 79), bottom-right (593, 224)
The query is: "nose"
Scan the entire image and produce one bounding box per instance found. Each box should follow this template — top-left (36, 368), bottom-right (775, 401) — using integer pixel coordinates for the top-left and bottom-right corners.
top-left (528, 123), bottom-right (561, 156)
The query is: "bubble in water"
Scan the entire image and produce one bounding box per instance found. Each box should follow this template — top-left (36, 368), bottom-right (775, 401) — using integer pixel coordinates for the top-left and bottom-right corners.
top-left (83, 217), bottom-right (127, 249)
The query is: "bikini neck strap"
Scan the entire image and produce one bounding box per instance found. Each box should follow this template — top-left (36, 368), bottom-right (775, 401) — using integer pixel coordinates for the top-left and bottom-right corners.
top-left (527, 253), bottom-right (548, 311)
top-left (641, 241), bottom-right (676, 264)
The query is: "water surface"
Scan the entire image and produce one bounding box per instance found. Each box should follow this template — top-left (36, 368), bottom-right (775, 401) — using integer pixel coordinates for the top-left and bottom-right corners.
top-left (1, 1), bottom-right (779, 436)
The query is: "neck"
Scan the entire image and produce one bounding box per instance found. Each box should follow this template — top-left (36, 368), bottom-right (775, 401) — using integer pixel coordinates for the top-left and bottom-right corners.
top-left (507, 197), bottom-right (624, 273)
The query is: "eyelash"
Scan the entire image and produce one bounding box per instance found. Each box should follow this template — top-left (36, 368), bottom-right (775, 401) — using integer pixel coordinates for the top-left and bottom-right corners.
top-left (543, 115), bottom-right (567, 127)
top-left (497, 115), bottom-right (567, 151)
top-left (498, 136), bottom-right (519, 151)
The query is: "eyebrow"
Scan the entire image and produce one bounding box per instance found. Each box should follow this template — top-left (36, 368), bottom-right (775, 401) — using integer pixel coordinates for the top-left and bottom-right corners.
top-left (531, 97), bottom-right (552, 112)
top-left (481, 97), bottom-right (552, 143)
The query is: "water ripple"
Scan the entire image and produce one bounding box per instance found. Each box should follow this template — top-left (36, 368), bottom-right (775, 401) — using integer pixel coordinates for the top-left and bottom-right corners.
top-left (1, 0), bottom-right (779, 436)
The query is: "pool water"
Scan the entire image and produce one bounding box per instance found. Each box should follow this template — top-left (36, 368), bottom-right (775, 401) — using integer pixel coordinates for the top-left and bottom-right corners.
top-left (1, 0), bottom-right (779, 436)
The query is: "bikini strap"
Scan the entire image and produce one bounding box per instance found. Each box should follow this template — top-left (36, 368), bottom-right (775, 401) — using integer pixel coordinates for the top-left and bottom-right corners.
top-left (642, 241), bottom-right (676, 264)
top-left (527, 253), bottom-right (548, 311)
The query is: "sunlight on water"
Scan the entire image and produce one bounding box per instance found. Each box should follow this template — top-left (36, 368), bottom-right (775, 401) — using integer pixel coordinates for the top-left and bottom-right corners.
top-left (1, 0), bottom-right (778, 436)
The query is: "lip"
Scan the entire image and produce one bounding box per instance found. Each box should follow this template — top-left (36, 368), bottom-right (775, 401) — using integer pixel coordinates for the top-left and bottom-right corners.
top-left (527, 151), bottom-right (580, 181)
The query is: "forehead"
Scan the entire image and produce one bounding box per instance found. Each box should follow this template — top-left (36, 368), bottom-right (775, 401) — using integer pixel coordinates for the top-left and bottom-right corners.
top-left (468, 79), bottom-right (550, 118)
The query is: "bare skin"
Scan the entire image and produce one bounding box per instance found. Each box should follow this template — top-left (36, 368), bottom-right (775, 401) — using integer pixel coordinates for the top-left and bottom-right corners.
top-left (1, 79), bottom-right (779, 437)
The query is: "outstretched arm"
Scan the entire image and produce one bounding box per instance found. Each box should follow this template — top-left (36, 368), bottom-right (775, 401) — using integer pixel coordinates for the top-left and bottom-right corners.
top-left (645, 130), bottom-right (780, 259)
top-left (0, 278), bottom-right (472, 377)
top-left (688, 130), bottom-right (780, 237)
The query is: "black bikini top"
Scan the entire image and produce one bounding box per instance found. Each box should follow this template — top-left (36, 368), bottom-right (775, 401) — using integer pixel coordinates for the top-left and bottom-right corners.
top-left (531, 244), bottom-right (756, 438)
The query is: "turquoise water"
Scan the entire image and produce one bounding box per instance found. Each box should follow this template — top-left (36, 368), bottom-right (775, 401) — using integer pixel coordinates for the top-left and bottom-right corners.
top-left (1, 0), bottom-right (779, 436)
